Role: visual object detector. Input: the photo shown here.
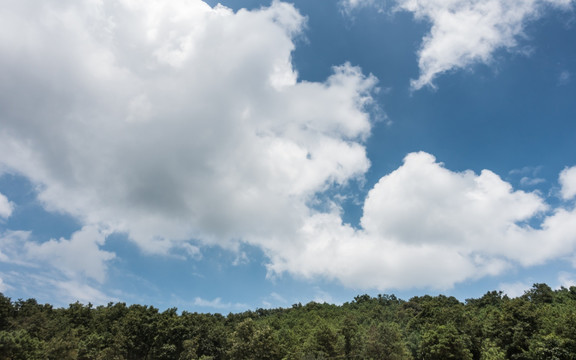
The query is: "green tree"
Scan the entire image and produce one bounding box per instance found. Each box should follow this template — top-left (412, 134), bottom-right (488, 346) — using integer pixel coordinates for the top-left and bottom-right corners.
top-left (117, 304), bottom-right (160, 360)
top-left (480, 339), bottom-right (506, 360)
top-left (523, 284), bottom-right (554, 305)
top-left (527, 333), bottom-right (574, 360)
top-left (311, 321), bottom-right (340, 358)
top-left (417, 324), bottom-right (472, 360)
top-left (491, 297), bottom-right (539, 358)
top-left (340, 315), bottom-right (359, 359)
top-left (0, 293), bottom-right (13, 331)
top-left (0, 329), bottom-right (44, 360)
top-left (364, 321), bottom-right (411, 360)
top-left (227, 318), bottom-right (282, 360)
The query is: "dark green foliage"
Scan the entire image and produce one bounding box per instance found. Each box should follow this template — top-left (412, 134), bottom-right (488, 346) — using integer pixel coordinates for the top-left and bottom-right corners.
top-left (364, 321), bottom-right (411, 360)
top-left (0, 294), bottom-right (13, 331)
top-left (310, 320), bottom-right (339, 358)
top-left (227, 318), bottom-right (282, 360)
top-left (0, 329), bottom-right (43, 360)
top-left (340, 315), bottom-right (359, 359)
top-left (1, 284), bottom-right (575, 359)
top-left (522, 284), bottom-right (554, 305)
top-left (418, 324), bottom-right (472, 360)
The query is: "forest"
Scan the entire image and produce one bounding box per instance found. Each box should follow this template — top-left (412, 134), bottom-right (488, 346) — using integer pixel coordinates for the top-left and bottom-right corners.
top-left (1, 283), bottom-right (576, 359)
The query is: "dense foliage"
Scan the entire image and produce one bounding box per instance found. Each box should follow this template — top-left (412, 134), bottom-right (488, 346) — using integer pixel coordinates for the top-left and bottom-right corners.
top-left (1, 284), bottom-right (576, 359)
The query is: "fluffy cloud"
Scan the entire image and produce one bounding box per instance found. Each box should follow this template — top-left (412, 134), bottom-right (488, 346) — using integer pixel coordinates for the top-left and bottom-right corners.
top-left (0, 227), bottom-right (116, 303)
top-left (0, 192), bottom-right (14, 219)
top-left (342, 0), bottom-right (574, 89)
top-left (399, 0), bottom-right (575, 89)
top-left (2, 0), bottom-right (576, 296)
top-left (25, 226), bottom-right (115, 283)
top-left (0, 227), bottom-right (115, 283)
top-left (361, 152), bottom-right (546, 244)
top-left (0, 231), bottom-right (34, 266)
top-left (560, 166), bottom-right (576, 200)
top-left (0, 0), bottom-right (375, 256)
top-left (265, 152), bottom-right (576, 290)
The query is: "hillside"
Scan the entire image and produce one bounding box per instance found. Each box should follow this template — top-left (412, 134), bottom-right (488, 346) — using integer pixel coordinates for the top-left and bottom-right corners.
top-left (1, 283), bottom-right (576, 359)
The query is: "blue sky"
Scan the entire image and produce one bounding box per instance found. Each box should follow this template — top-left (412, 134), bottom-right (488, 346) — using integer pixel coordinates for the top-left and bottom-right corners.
top-left (1, 0), bottom-right (576, 313)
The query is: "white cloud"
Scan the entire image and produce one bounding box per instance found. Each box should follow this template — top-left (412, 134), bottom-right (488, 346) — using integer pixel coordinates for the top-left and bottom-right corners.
top-left (559, 166), bottom-right (576, 200)
top-left (193, 297), bottom-right (248, 310)
top-left (177, 243), bottom-right (202, 260)
top-left (397, 0), bottom-right (575, 89)
top-left (509, 165), bottom-right (543, 176)
top-left (265, 152), bottom-right (576, 290)
top-left (340, 0), bottom-right (574, 89)
top-left (557, 271), bottom-right (576, 288)
top-left (2, 0), bottom-right (576, 295)
top-left (361, 152), bottom-right (547, 245)
top-left (509, 166), bottom-right (546, 187)
top-left (499, 281), bottom-right (531, 298)
top-left (0, 0), bottom-right (375, 257)
top-left (0, 231), bottom-right (35, 266)
top-left (313, 289), bottom-right (336, 304)
top-left (0, 227), bottom-right (115, 284)
top-left (51, 279), bottom-right (118, 305)
top-left (340, 0), bottom-right (378, 13)
top-left (520, 176), bottom-right (545, 186)
top-left (24, 226), bottom-right (115, 283)
top-left (0, 192), bottom-right (14, 219)
top-left (232, 251), bottom-right (250, 266)
top-left (0, 227), bottom-right (117, 303)
top-left (0, 277), bottom-right (7, 292)
top-left (1, 270), bottom-right (116, 305)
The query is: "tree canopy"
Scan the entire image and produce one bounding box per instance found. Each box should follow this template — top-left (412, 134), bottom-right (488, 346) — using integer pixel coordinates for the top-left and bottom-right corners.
top-left (1, 283), bottom-right (575, 359)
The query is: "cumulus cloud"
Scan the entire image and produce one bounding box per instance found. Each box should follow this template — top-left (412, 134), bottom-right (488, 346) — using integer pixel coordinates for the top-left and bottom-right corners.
top-left (25, 226), bottom-right (115, 283)
top-left (265, 153), bottom-right (576, 290)
top-left (2, 0), bottom-right (576, 295)
top-left (560, 166), bottom-right (576, 200)
top-left (0, 0), bottom-right (375, 256)
top-left (396, 0), bottom-right (575, 89)
top-left (0, 231), bottom-right (35, 266)
top-left (0, 227), bottom-right (115, 283)
top-left (342, 0), bottom-right (574, 89)
top-left (0, 192), bottom-right (14, 219)
top-left (0, 227), bottom-right (116, 303)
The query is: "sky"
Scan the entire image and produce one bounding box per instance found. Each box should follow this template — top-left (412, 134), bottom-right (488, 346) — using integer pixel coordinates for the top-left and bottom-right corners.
top-left (1, 0), bottom-right (576, 313)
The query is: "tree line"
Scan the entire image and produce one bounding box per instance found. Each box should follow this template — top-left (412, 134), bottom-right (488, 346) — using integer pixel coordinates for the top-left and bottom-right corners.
top-left (1, 283), bottom-right (576, 359)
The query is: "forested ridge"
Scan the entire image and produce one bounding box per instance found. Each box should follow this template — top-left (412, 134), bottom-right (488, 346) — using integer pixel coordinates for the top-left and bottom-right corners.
top-left (1, 283), bottom-right (576, 359)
